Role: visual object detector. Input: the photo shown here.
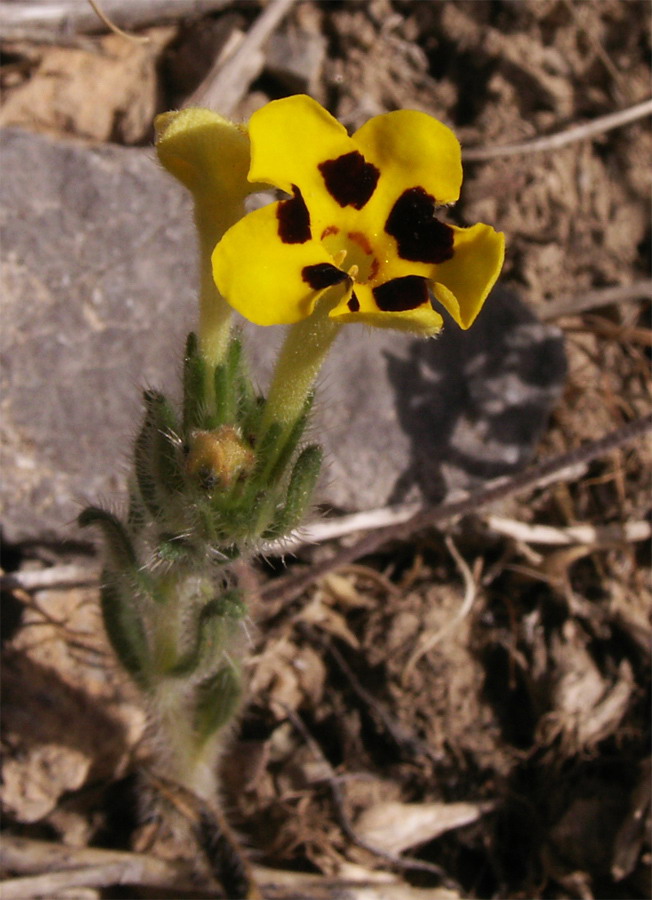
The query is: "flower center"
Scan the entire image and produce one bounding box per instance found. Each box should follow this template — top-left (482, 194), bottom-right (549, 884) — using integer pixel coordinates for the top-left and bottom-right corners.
top-left (320, 227), bottom-right (379, 284)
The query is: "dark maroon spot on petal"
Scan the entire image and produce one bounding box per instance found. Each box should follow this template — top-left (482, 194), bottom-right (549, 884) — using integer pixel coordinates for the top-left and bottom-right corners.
top-left (385, 187), bottom-right (454, 264)
top-left (277, 185), bottom-right (311, 244)
top-left (318, 151), bottom-right (380, 210)
top-left (321, 225), bottom-right (339, 240)
top-left (373, 275), bottom-right (429, 312)
top-left (348, 291), bottom-right (360, 312)
top-left (302, 263), bottom-right (350, 290)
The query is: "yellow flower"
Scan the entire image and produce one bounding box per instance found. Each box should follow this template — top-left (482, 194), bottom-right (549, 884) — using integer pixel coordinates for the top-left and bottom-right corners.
top-left (155, 107), bottom-right (254, 237)
top-left (155, 107), bottom-right (262, 369)
top-left (212, 95), bottom-right (504, 337)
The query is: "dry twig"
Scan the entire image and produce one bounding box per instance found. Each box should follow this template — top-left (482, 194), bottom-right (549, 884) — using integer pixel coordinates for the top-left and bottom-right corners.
top-left (184, 0), bottom-right (297, 115)
top-left (265, 502), bottom-right (422, 553)
top-left (485, 516), bottom-right (651, 547)
top-left (0, 0), bottom-right (231, 42)
top-left (278, 703), bottom-right (461, 889)
top-left (0, 563), bottom-right (100, 593)
top-left (0, 835), bottom-right (459, 900)
top-left (0, 835), bottom-right (206, 899)
top-left (463, 98), bottom-right (652, 161)
top-left (539, 280), bottom-right (652, 322)
top-left (260, 415), bottom-right (652, 610)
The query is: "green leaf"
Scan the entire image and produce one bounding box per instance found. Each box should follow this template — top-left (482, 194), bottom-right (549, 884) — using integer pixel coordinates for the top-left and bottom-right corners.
top-left (194, 663), bottom-right (242, 744)
top-left (78, 507), bottom-right (138, 571)
top-left (167, 590), bottom-right (246, 677)
top-left (100, 573), bottom-right (150, 689)
top-left (134, 390), bottom-right (183, 520)
top-left (78, 506), bottom-right (161, 601)
top-left (126, 487), bottom-right (148, 533)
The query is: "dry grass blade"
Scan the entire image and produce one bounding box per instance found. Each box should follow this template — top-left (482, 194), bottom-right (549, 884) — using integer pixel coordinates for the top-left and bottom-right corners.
top-left (402, 536), bottom-right (479, 685)
top-left (485, 516), bottom-right (651, 547)
top-left (86, 0), bottom-right (150, 43)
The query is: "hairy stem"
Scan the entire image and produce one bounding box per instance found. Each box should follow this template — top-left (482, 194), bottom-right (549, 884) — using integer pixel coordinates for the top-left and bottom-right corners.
top-left (262, 309), bottom-right (340, 433)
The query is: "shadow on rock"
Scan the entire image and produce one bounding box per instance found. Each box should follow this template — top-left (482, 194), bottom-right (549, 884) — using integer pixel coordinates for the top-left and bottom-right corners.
top-left (384, 288), bottom-right (567, 504)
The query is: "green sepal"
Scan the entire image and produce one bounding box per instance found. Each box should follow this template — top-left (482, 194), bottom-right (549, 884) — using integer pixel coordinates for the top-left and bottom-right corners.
top-left (263, 443), bottom-right (322, 539)
top-left (217, 488), bottom-right (268, 542)
top-left (216, 544), bottom-right (241, 561)
top-left (183, 332), bottom-right (207, 431)
top-left (251, 421), bottom-right (284, 481)
top-left (213, 363), bottom-right (231, 427)
top-left (212, 335), bottom-right (245, 427)
top-left (267, 395), bottom-right (313, 486)
top-left (256, 392), bottom-right (314, 488)
top-left (100, 572), bottom-right (151, 689)
top-left (194, 663), bottom-right (242, 744)
top-left (241, 396), bottom-right (266, 444)
top-left (145, 390), bottom-right (183, 490)
top-left (230, 336), bottom-right (256, 420)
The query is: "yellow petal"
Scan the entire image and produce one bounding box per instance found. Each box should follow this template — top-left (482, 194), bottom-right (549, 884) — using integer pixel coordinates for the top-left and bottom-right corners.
top-left (352, 110), bottom-right (462, 237)
top-left (432, 224), bottom-right (505, 329)
top-left (248, 94), bottom-right (349, 192)
top-left (375, 220), bottom-right (504, 330)
top-left (329, 281), bottom-right (444, 337)
top-left (247, 95), bottom-right (358, 229)
top-left (212, 202), bottom-right (349, 326)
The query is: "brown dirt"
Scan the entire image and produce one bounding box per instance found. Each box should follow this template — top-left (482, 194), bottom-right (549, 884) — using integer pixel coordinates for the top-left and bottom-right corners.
top-left (1, 2), bottom-right (650, 898)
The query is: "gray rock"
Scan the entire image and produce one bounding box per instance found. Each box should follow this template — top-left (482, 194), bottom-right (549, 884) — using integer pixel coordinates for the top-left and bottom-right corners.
top-left (1, 129), bottom-right (566, 543)
top-left (264, 27), bottom-right (327, 95)
top-left (1, 128), bottom-right (196, 544)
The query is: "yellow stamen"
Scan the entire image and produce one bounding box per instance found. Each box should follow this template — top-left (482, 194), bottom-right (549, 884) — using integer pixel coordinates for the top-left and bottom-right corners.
top-left (347, 264), bottom-right (359, 280)
top-left (332, 248), bottom-right (348, 268)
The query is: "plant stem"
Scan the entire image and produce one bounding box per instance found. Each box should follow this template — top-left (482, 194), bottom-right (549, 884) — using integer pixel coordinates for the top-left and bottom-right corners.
top-left (198, 227), bottom-right (232, 387)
